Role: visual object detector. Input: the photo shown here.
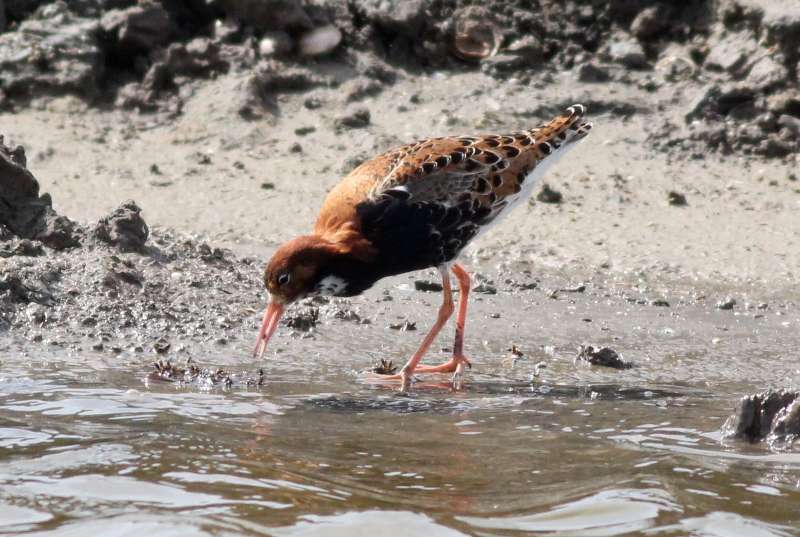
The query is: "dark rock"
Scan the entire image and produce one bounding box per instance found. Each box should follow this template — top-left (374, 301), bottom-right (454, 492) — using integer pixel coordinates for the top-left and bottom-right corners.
top-left (778, 114), bottom-right (800, 137)
top-left (577, 62), bottom-right (611, 82)
top-left (93, 201), bottom-right (149, 252)
top-left (103, 255), bottom-right (143, 287)
top-left (763, 8), bottom-right (800, 62)
top-left (163, 38), bottom-right (228, 77)
top-left (360, 0), bottom-right (428, 38)
top-left (608, 40), bottom-right (647, 69)
top-left (0, 2), bottom-right (102, 99)
top-left (771, 399), bottom-right (800, 443)
top-left (744, 55), bottom-right (790, 92)
top-left (757, 135), bottom-right (795, 158)
top-left (0, 273), bottom-right (52, 305)
top-left (0, 239), bottom-right (43, 257)
top-left (559, 284), bottom-right (586, 293)
top-left (295, 126), bottom-right (316, 136)
top-left (100, 1), bottom-right (174, 53)
top-left (36, 213), bottom-right (79, 249)
top-left (0, 136), bottom-right (80, 248)
top-left (344, 78), bottom-right (383, 102)
top-left (154, 338), bottom-right (170, 354)
top-left (480, 53), bottom-right (528, 77)
top-left (414, 280), bottom-right (443, 292)
top-left (238, 60), bottom-right (328, 118)
top-left (472, 282), bottom-right (496, 294)
top-left (215, 0), bottom-right (312, 33)
top-left (388, 320), bottom-right (416, 331)
top-left (717, 297), bottom-right (736, 310)
top-left (704, 32), bottom-right (757, 74)
top-left (668, 191), bottom-right (688, 206)
top-left (0, 0), bottom-right (126, 22)
top-left (766, 90), bottom-right (800, 116)
top-left (685, 84), bottom-right (754, 121)
top-left (334, 107), bottom-right (371, 130)
top-left (630, 6), bottom-right (666, 41)
top-left (505, 35), bottom-right (544, 64)
top-left (576, 345), bottom-right (632, 369)
top-left (722, 390), bottom-right (800, 446)
top-left (719, 0), bottom-right (764, 30)
top-left (536, 183), bottom-right (563, 204)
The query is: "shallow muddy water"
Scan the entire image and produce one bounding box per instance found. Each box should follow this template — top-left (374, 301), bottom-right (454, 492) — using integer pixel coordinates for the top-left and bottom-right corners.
top-left (1, 278), bottom-right (800, 536)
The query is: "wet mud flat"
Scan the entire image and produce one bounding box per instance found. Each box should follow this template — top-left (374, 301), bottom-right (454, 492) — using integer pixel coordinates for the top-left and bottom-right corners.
top-left (2, 0), bottom-right (800, 534)
top-left (2, 268), bottom-right (800, 535)
top-left (4, 131), bottom-right (800, 535)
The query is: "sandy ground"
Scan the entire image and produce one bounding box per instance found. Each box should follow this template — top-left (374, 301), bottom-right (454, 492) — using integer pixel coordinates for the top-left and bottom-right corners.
top-left (4, 67), bottom-right (799, 297)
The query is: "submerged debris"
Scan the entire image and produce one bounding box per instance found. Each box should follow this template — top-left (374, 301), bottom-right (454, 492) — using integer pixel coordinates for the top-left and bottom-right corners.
top-left (722, 390), bottom-right (800, 449)
top-left (372, 358), bottom-right (398, 375)
top-left (147, 358), bottom-right (264, 389)
top-left (576, 345), bottom-right (632, 370)
top-left (502, 344), bottom-right (526, 368)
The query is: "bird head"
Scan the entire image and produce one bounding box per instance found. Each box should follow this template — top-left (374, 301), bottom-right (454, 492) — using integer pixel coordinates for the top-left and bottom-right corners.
top-left (253, 235), bottom-right (345, 358)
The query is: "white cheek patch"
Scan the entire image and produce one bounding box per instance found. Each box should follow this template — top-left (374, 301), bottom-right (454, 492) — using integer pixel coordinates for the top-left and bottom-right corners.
top-left (315, 275), bottom-right (348, 296)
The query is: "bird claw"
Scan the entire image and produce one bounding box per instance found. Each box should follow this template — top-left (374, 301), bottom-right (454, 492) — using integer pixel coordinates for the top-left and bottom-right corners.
top-left (451, 361), bottom-right (467, 390)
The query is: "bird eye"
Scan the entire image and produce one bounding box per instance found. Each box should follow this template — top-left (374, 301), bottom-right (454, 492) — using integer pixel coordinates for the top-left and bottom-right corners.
top-left (277, 273), bottom-right (291, 286)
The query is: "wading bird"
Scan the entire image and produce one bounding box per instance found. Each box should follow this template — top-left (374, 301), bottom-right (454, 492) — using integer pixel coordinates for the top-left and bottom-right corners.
top-left (254, 104), bottom-right (592, 390)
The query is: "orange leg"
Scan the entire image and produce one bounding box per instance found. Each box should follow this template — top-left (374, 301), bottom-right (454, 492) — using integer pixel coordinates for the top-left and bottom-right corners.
top-left (376, 266), bottom-right (454, 391)
top-left (414, 263), bottom-right (472, 387)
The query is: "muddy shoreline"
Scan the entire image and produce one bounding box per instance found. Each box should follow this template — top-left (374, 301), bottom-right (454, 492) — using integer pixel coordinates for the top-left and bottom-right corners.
top-left (1, 0), bottom-right (800, 475)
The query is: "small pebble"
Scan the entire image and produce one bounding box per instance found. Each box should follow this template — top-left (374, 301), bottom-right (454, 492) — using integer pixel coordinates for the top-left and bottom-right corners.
top-left (668, 191), bottom-right (688, 206)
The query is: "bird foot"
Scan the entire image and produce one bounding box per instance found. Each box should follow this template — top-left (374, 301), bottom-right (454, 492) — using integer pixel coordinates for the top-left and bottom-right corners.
top-left (362, 369), bottom-right (415, 392)
top-left (414, 354), bottom-right (472, 374)
top-left (364, 355), bottom-right (471, 392)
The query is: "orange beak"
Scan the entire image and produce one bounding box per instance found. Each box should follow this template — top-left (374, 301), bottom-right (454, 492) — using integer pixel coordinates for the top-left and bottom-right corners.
top-left (253, 301), bottom-right (285, 358)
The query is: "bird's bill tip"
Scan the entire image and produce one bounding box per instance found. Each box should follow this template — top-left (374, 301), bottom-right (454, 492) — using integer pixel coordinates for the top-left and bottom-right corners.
top-left (253, 301), bottom-right (285, 358)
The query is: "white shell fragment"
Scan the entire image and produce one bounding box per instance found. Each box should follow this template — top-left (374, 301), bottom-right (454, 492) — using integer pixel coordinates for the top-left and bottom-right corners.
top-left (299, 25), bottom-right (342, 57)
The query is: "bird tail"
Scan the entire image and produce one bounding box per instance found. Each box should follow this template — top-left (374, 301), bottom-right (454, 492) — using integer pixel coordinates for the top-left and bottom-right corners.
top-left (530, 104), bottom-right (592, 156)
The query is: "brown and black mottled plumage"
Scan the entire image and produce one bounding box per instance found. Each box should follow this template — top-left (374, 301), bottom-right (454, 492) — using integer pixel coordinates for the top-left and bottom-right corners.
top-left (254, 104), bottom-right (593, 384)
top-left (308, 104), bottom-right (593, 291)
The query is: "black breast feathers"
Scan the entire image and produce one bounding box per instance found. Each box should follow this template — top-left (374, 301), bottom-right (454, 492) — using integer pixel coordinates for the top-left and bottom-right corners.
top-left (355, 191), bottom-right (490, 277)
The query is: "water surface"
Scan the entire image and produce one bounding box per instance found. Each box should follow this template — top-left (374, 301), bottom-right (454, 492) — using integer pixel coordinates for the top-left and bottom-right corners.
top-left (1, 283), bottom-right (799, 536)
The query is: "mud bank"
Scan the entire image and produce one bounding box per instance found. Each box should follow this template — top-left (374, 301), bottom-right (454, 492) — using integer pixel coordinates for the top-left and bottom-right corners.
top-left (1, 1), bottom-right (799, 157)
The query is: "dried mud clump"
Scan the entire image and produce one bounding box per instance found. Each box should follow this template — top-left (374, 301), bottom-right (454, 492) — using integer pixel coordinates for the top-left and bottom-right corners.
top-left (722, 390), bottom-right (800, 449)
top-left (93, 200), bottom-right (149, 252)
top-left (0, 133), bottom-right (265, 351)
top-left (0, 136), bottom-right (80, 249)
